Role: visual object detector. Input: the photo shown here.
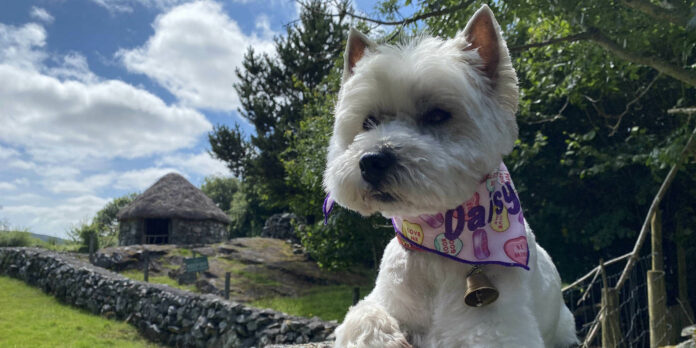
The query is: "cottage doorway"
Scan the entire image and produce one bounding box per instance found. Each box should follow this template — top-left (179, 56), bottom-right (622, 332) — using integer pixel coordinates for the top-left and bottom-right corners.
top-left (144, 218), bottom-right (170, 244)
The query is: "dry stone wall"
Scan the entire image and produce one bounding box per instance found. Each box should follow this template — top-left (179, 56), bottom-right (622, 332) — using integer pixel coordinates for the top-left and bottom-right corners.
top-left (0, 247), bottom-right (336, 347)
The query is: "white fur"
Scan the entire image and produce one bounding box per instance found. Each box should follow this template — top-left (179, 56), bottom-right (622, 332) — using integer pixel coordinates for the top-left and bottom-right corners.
top-left (325, 5), bottom-right (578, 347)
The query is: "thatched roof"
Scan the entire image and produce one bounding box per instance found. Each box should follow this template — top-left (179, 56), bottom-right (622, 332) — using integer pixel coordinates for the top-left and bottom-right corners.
top-left (117, 173), bottom-right (231, 224)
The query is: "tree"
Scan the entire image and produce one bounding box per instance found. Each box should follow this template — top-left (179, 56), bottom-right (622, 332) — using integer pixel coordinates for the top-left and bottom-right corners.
top-left (200, 176), bottom-right (242, 213)
top-left (93, 193), bottom-right (138, 246)
top-left (200, 176), bottom-right (253, 237)
top-left (69, 193), bottom-right (138, 249)
top-left (209, 0), bottom-right (351, 228)
top-left (280, 53), bottom-right (394, 270)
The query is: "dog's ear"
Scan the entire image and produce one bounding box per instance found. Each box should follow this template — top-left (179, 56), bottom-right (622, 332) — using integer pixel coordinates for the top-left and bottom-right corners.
top-left (343, 28), bottom-right (375, 84)
top-left (459, 5), bottom-right (504, 81)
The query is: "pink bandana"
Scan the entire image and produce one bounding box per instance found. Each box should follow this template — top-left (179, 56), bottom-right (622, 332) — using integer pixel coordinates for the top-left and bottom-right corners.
top-left (324, 162), bottom-right (529, 270)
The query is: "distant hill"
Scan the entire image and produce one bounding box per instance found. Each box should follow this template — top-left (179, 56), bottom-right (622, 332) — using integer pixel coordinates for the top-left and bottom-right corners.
top-left (30, 233), bottom-right (68, 244)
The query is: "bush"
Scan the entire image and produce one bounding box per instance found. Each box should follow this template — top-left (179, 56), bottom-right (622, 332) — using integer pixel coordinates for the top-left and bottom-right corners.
top-left (0, 231), bottom-right (36, 247)
top-left (68, 223), bottom-right (99, 252)
top-left (299, 207), bottom-right (393, 270)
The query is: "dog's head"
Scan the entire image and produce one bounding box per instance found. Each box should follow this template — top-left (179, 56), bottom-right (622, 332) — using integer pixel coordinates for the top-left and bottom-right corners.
top-left (324, 5), bottom-right (519, 217)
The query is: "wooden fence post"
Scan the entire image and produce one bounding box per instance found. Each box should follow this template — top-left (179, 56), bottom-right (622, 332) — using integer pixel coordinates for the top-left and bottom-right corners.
top-left (648, 210), bottom-right (668, 348)
top-left (224, 272), bottom-right (230, 300)
top-left (89, 234), bottom-right (95, 264)
top-left (144, 249), bottom-right (149, 283)
top-left (600, 259), bottom-right (622, 348)
top-left (677, 245), bottom-right (694, 320)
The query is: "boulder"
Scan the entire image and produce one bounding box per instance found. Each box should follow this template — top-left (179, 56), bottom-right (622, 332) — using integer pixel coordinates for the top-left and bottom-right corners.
top-left (261, 213), bottom-right (301, 242)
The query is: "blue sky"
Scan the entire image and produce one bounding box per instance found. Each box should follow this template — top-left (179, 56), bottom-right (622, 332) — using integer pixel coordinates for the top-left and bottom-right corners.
top-left (0, 0), bottom-right (395, 238)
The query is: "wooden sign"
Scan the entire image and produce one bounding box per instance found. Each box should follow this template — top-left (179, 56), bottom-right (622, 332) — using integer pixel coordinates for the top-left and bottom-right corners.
top-left (183, 256), bottom-right (209, 273)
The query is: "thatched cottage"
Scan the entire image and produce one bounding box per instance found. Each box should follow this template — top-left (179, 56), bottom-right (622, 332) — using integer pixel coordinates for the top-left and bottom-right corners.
top-left (117, 173), bottom-right (231, 245)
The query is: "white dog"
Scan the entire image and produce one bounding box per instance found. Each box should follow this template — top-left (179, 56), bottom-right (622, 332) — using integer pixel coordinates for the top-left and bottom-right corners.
top-left (322, 5), bottom-right (578, 348)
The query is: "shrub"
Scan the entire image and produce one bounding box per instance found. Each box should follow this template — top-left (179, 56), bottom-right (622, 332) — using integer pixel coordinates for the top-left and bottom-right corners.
top-left (0, 231), bottom-right (36, 247)
top-left (68, 223), bottom-right (99, 252)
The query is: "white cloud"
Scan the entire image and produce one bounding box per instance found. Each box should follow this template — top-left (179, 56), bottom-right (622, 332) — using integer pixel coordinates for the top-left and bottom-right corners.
top-left (30, 7), bottom-right (55, 24)
top-left (12, 178), bottom-right (29, 187)
top-left (0, 22), bottom-right (47, 70)
top-left (47, 172), bottom-right (116, 194)
top-left (1, 192), bottom-right (42, 203)
top-left (156, 151), bottom-right (231, 177)
top-left (0, 145), bottom-right (20, 160)
top-left (46, 52), bottom-right (99, 83)
top-left (118, 0), bottom-right (275, 111)
top-left (2, 195), bottom-right (110, 238)
top-left (43, 167), bottom-right (179, 195)
top-left (114, 167), bottom-right (182, 191)
top-left (89, 0), bottom-right (192, 13)
top-left (0, 64), bottom-right (211, 163)
top-left (0, 182), bottom-right (16, 190)
top-left (1, 20), bottom-right (212, 165)
top-left (7, 159), bottom-right (37, 171)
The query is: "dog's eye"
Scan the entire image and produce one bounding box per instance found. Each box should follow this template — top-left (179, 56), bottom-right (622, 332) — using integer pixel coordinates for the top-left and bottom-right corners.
top-left (362, 115), bottom-right (379, 131)
top-left (422, 108), bottom-right (451, 125)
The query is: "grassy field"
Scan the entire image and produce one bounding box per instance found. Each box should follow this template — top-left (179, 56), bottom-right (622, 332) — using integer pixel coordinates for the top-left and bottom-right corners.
top-left (120, 269), bottom-right (197, 292)
top-left (251, 285), bottom-right (373, 321)
top-left (0, 276), bottom-right (159, 348)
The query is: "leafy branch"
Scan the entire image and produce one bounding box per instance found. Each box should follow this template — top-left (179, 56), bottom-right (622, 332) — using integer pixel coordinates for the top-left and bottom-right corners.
top-left (295, 0), bottom-right (473, 26)
top-left (618, 0), bottom-right (693, 27)
top-left (295, 1), bottom-right (696, 88)
top-left (511, 28), bottom-right (696, 88)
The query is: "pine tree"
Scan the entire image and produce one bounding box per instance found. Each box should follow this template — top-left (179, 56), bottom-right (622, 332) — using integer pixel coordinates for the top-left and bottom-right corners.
top-left (209, 1), bottom-right (349, 230)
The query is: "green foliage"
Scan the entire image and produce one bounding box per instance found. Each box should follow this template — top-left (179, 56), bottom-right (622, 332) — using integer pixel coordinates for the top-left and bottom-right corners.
top-left (0, 220), bottom-right (48, 248)
top-left (200, 176), bottom-right (253, 236)
top-left (93, 193), bottom-right (138, 247)
top-left (0, 276), bottom-right (159, 347)
top-left (209, 0), bottom-right (351, 231)
top-left (69, 193), bottom-right (137, 250)
top-left (299, 208), bottom-right (393, 270)
top-left (68, 221), bottom-right (99, 252)
top-left (228, 188), bottom-right (254, 236)
top-left (0, 231), bottom-right (35, 247)
top-left (200, 176), bottom-right (242, 213)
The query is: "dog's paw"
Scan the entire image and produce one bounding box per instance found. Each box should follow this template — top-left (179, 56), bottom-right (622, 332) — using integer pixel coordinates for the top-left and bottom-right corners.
top-left (334, 303), bottom-right (411, 348)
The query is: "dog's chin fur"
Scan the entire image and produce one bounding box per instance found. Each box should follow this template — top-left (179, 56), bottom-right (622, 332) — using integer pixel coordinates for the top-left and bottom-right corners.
top-left (325, 5), bottom-right (578, 348)
top-left (323, 18), bottom-right (518, 218)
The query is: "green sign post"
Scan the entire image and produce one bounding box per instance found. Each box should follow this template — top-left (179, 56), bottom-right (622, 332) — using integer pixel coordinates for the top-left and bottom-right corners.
top-left (183, 256), bottom-right (209, 273)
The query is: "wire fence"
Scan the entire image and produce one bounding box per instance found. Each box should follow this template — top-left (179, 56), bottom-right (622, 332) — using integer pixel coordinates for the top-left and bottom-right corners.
top-left (562, 253), bottom-right (671, 347)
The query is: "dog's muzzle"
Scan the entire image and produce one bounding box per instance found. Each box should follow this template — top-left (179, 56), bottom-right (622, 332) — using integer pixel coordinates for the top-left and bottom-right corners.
top-left (359, 149), bottom-right (396, 187)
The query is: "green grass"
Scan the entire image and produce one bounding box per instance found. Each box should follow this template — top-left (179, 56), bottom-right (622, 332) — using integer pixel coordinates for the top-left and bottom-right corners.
top-left (120, 270), bottom-right (198, 293)
top-left (251, 285), bottom-right (373, 321)
top-left (216, 257), bottom-right (281, 287)
top-left (170, 248), bottom-right (193, 257)
top-left (0, 230), bottom-right (81, 252)
top-left (0, 276), bottom-right (160, 348)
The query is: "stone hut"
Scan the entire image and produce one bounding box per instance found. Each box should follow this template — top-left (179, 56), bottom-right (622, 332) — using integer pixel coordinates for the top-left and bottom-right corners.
top-left (117, 173), bottom-right (231, 245)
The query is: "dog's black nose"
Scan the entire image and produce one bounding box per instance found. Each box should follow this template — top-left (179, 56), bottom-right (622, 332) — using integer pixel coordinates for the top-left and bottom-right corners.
top-left (359, 150), bottom-right (396, 186)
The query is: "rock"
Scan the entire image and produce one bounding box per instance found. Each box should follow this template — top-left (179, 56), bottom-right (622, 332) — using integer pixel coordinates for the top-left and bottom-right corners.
top-left (167, 325), bottom-right (181, 334)
top-left (261, 213), bottom-right (302, 242)
top-left (143, 323), bottom-right (161, 341)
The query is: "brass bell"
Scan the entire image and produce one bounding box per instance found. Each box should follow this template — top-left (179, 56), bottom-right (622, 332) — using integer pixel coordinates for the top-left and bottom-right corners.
top-left (464, 268), bottom-right (499, 307)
